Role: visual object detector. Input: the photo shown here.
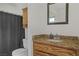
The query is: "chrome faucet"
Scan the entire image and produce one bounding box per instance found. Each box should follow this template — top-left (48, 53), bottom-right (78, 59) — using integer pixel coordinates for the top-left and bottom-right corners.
top-left (49, 32), bottom-right (54, 39)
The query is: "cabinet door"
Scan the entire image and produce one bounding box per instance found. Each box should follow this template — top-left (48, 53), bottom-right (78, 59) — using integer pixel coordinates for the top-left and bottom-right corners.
top-left (33, 42), bottom-right (76, 56)
top-left (23, 8), bottom-right (28, 28)
top-left (47, 45), bottom-right (76, 56)
top-left (33, 50), bottom-right (50, 56)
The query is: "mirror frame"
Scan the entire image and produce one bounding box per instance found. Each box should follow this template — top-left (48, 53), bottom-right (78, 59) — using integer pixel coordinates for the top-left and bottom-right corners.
top-left (47, 3), bottom-right (69, 25)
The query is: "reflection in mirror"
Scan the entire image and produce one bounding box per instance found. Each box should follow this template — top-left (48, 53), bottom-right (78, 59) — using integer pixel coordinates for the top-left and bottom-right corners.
top-left (47, 3), bottom-right (69, 24)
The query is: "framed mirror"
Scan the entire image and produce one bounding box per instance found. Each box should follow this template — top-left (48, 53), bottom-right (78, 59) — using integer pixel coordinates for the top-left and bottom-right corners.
top-left (47, 3), bottom-right (69, 25)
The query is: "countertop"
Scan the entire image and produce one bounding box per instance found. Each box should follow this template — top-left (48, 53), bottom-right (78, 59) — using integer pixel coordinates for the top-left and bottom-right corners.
top-left (33, 35), bottom-right (79, 50)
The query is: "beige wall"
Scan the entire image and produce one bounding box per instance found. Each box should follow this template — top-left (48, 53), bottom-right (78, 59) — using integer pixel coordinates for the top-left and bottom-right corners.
top-left (29, 3), bottom-right (79, 36)
top-left (0, 3), bottom-right (27, 15)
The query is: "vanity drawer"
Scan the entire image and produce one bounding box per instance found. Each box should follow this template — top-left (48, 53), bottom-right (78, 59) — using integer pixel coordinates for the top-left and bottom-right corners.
top-left (48, 45), bottom-right (76, 56)
top-left (33, 42), bottom-right (49, 51)
top-left (33, 42), bottom-right (76, 56)
top-left (33, 50), bottom-right (50, 56)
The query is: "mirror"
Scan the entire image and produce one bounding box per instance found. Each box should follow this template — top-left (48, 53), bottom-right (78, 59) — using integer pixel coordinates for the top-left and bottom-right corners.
top-left (47, 3), bottom-right (69, 25)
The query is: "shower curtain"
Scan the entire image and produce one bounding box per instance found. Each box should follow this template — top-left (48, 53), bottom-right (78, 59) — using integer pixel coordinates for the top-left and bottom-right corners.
top-left (0, 11), bottom-right (25, 56)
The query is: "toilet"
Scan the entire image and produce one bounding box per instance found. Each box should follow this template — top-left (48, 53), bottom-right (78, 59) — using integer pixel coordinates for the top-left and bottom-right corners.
top-left (12, 39), bottom-right (27, 56)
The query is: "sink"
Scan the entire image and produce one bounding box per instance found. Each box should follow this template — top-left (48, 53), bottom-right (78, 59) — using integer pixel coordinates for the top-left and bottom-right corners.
top-left (47, 39), bottom-right (63, 42)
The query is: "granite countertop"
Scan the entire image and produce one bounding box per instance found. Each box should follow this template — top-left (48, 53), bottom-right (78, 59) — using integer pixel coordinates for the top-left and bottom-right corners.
top-left (33, 35), bottom-right (79, 50)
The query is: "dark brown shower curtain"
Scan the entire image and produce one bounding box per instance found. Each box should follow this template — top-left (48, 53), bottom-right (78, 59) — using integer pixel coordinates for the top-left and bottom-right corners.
top-left (0, 11), bottom-right (25, 56)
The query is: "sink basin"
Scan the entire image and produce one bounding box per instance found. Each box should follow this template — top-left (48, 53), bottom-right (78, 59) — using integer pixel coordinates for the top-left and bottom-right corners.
top-left (47, 39), bottom-right (63, 42)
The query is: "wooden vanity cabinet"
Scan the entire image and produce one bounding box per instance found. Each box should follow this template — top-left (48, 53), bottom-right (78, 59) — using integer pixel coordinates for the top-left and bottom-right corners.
top-left (33, 41), bottom-right (76, 56)
top-left (22, 7), bottom-right (28, 28)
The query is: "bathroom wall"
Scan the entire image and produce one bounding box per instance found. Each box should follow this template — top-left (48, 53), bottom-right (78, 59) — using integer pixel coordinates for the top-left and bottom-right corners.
top-left (45, 3), bottom-right (79, 36)
top-left (0, 3), bottom-right (27, 15)
top-left (28, 3), bottom-right (79, 55)
top-left (29, 3), bottom-right (79, 36)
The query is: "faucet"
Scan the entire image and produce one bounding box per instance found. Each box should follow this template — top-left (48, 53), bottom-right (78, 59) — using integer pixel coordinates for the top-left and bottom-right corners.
top-left (49, 32), bottom-right (54, 39)
top-left (54, 34), bottom-right (60, 40)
